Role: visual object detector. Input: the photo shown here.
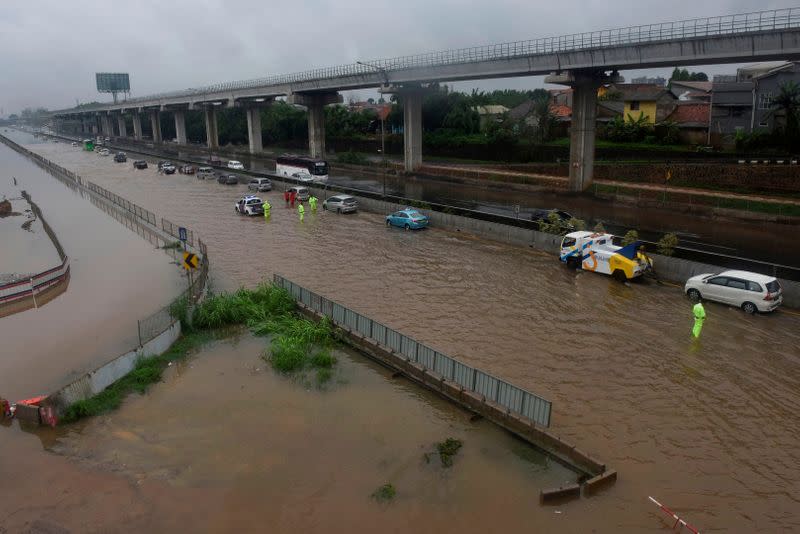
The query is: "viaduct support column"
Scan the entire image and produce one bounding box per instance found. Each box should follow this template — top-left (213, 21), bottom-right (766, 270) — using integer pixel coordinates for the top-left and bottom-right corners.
top-left (546, 70), bottom-right (622, 192)
top-left (402, 91), bottom-right (423, 172)
top-left (117, 115), bottom-right (127, 138)
top-left (149, 110), bottom-right (162, 143)
top-left (132, 112), bottom-right (142, 140)
top-left (287, 92), bottom-right (342, 159)
top-left (174, 111), bottom-right (187, 145)
top-left (204, 108), bottom-right (219, 150)
top-left (245, 107), bottom-right (263, 154)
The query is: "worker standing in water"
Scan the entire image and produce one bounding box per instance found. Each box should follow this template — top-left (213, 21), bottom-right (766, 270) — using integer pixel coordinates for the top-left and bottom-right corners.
top-left (263, 198), bottom-right (271, 219)
top-left (297, 202), bottom-right (305, 222)
top-left (692, 300), bottom-right (706, 338)
top-left (309, 195), bottom-right (318, 212)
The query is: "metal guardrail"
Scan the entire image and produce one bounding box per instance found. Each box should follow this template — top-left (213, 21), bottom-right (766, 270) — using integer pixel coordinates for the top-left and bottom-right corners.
top-left (273, 274), bottom-right (552, 428)
top-left (54, 8), bottom-right (800, 113)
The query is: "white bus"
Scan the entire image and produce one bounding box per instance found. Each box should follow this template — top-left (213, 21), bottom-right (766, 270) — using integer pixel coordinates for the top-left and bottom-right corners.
top-left (276, 155), bottom-right (328, 182)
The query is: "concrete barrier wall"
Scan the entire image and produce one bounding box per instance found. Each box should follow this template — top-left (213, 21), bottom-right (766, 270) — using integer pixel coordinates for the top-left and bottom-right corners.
top-left (48, 322), bottom-right (181, 413)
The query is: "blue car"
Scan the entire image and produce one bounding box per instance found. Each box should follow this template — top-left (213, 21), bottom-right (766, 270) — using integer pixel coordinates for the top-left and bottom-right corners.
top-left (386, 208), bottom-right (429, 230)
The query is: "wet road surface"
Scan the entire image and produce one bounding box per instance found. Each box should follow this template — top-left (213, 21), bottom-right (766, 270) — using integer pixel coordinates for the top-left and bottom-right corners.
top-left (4, 133), bottom-right (800, 531)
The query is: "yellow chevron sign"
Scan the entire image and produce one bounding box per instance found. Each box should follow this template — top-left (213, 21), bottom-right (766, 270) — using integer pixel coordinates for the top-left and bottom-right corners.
top-left (183, 251), bottom-right (199, 270)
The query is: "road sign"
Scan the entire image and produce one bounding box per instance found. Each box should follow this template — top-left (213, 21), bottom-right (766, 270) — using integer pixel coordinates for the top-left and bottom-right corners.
top-left (183, 251), bottom-right (199, 270)
top-left (178, 227), bottom-right (187, 242)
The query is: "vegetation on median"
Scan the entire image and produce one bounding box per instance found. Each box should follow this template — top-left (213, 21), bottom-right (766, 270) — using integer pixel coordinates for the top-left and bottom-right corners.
top-left (63, 283), bottom-right (338, 423)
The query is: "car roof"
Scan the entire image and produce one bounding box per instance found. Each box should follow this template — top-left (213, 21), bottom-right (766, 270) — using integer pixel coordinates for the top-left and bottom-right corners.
top-left (718, 270), bottom-right (777, 282)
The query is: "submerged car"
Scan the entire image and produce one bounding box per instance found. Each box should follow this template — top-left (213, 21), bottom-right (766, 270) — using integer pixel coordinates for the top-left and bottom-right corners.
top-left (322, 195), bottom-right (357, 214)
top-left (287, 186), bottom-right (309, 201)
top-left (227, 160), bottom-right (245, 170)
top-left (98, 148), bottom-right (110, 156)
top-left (113, 152), bottom-right (127, 163)
top-left (179, 164), bottom-right (196, 175)
top-left (162, 164), bottom-right (176, 174)
top-left (218, 173), bottom-right (239, 185)
top-left (248, 178), bottom-right (272, 192)
top-left (386, 208), bottom-right (429, 230)
top-left (684, 270), bottom-right (783, 314)
top-left (197, 166), bottom-right (215, 179)
top-left (234, 195), bottom-right (264, 216)
top-left (133, 160), bottom-right (148, 169)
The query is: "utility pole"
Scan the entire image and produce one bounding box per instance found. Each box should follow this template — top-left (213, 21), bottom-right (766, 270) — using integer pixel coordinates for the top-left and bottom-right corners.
top-left (357, 60), bottom-right (391, 198)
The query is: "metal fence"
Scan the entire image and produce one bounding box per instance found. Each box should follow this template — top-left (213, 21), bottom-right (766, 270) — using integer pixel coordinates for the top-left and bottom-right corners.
top-left (273, 274), bottom-right (552, 428)
top-left (53, 8), bottom-right (800, 113)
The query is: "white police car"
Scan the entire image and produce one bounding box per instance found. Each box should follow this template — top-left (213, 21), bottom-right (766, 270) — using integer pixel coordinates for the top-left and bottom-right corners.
top-left (234, 195), bottom-right (264, 216)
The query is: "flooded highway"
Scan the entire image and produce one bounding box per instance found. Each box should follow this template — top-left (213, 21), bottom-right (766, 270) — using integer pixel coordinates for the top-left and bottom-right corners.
top-left (4, 131), bottom-right (800, 531)
top-left (111, 139), bottom-right (800, 269)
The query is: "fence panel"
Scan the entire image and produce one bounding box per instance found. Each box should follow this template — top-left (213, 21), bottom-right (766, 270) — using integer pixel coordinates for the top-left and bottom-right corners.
top-left (371, 321), bottom-right (388, 347)
top-left (356, 314), bottom-right (372, 338)
top-left (417, 343), bottom-right (436, 368)
top-left (433, 351), bottom-right (454, 379)
top-left (385, 328), bottom-right (402, 353)
top-left (474, 371), bottom-right (499, 401)
top-left (400, 335), bottom-right (418, 361)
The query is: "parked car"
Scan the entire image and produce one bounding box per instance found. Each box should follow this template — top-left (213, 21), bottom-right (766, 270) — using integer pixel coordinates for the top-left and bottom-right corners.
top-left (386, 208), bottom-right (429, 230)
top-left (113, 152), bottom-right (127, 163)
top-left (179, 164), bottom-right (196, 175)
top-left (291, 172), bottom-right (314, 184)
top-left (133, 160), bottom-right (148, 169)
top-left (197, 166), bottom-right (215, 179)
top-left (234, 195), bottom-right (264, 216)
top-left (684, 270), bottom-right (783, 314)
top-left (322, 195), bottom-right (358, 213)
top-left (248, 178), bottom-right (272, 192)
top-left (71, 141), bottom-right (78, 147)
top-left (531, 208), bottom-right (574, 225)
top-left (162, 164), bottom-right (176, 174)
top-left (288, 186), bottom-right (309, 201)
top-left (227, 160), bottom-right (245, 170)
top-left (218, 173), bottom-right (239, 185)
top-left (207, 155), bottom-right (222, 167)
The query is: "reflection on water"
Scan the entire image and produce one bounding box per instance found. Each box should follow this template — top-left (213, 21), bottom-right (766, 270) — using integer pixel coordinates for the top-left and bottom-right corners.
top-left (9, 135), bottom-right (800, 532)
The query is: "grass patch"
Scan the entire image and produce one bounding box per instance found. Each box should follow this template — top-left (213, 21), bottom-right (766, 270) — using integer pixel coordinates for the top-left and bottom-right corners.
top-left (371, 483), bottom-right (396, 502)
top-left (61, 331), bottom-right (211, 423)
top-left (435, 438), bottom-right (463, 468)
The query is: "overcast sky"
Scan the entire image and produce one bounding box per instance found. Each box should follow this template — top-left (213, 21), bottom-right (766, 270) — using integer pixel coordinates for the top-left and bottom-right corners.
top-left (0, 0), bottom-right (793, 114)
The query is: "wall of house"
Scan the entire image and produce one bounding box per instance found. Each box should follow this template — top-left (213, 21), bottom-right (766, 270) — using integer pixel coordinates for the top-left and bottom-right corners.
top-left (752, 68), bottom-right (800, 131)
top-left (624, 101), bottom-right (658, 123)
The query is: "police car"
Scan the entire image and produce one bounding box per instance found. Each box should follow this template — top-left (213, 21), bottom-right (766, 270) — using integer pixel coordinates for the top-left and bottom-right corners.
top-left (234, 195), bottom-right (264, 216)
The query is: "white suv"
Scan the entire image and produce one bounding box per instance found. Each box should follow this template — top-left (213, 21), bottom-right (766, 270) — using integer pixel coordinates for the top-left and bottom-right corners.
top-left (684, 270), bottom-right (783, 314)
top-left (234, 195), bottom-right (264, 216)
top-left (248, 178), bottom-right (272, 192)
top-left (227, 160), bottom-right (245, 170)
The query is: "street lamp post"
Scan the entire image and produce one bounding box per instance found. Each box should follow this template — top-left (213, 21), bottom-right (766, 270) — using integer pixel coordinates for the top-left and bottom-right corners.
top-left (357, 60), bottom-right (390, 198)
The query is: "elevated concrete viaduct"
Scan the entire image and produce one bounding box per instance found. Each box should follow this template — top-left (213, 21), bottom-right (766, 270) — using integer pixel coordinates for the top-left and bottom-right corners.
top-left (51, 9), bottom-right (800, 190)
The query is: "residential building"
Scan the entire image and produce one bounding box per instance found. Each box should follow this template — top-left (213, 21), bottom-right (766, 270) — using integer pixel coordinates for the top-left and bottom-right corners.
top-left (748, 62), bottom-right (800, 131)
top-left (611, 84), bottom-right (677, 123)
top-left (472, 105), bottom-right (509, 129)
top-left (709, 81), bottom-right (754, 142)
top-left (669, 80), bottom-right (712, 102)
top-left (665, 102), bottom-right (710, 144)
top-left (631, 75), bottom-right (667, 86)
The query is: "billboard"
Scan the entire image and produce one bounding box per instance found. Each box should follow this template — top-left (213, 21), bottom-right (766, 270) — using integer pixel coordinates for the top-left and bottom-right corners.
top-left (96, 73), bottom-right (130, 93)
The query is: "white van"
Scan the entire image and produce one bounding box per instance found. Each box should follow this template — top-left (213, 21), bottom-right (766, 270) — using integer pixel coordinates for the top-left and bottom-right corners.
top-left (227, 160), bottom-right (245, 170)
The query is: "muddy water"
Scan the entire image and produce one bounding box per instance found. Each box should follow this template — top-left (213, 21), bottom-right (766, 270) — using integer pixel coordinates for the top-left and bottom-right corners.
top-left (12, 137), bottom-right (800, 531)
top-left (0, 140), bottom-right (185, 400)
top-left (45, 334), bottom-right (575, 532)
top-left (0, 180), bottom-right (60, 275)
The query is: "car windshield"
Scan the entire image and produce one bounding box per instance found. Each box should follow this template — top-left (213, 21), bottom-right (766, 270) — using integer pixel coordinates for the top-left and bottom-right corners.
top-left (562, 237), bottom-right (577, 247)
top-left (312, 162), bottom-right (328, 175)
top-left (342, 197), bottom-right (356, 204)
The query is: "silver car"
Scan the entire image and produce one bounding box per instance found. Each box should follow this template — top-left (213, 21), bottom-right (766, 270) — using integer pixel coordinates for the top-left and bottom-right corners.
top-left (288, 186), bottom-right (309, 202)
top-left (248, 178), bottom-right (272, 192)
top-left (322, 194), bottom-right (357, 214)
top-left (684, 270), bottom-right (783, 314)
top-left (197, 166), bottom-right (215, 179)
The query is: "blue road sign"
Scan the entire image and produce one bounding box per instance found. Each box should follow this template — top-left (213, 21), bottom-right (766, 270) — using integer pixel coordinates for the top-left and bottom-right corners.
top-left (178, 227), bottom-right (187, 242)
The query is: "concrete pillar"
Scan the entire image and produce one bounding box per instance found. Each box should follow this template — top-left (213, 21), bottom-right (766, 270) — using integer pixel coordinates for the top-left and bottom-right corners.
top-left (286, 92), bottom-right (341, 159)
top-left (149, 111), bottom-right (162, 143)
top-left (174, 111), bottom-right (187, 145)
top-left (402, 92), bottom-right (423, 172)
top-left (204, 108), bottom-right (219, 149)
top-left (245, 107), bottom-right (262, 154)
top-left (117, 115), bottom-right (127, 138)
top-left (569, 81), bottom-right (599, 192)
top-left (132, 112), bottom-right (142, 140)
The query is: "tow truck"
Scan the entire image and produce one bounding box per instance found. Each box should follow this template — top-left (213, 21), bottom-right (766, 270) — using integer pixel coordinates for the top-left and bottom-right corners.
top-left (559, 231), bottom-right (652, 281)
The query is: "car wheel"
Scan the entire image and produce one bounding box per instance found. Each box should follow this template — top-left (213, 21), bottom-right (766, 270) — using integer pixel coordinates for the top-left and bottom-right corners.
top-left (566, 256), bottom-right (580, 269)
top-left (404, 224), bottom-right (410, 230)
top-left (612, 269), bottom-right (627, 283)
top-left (386, 219), bottom-right (391, 227)
top-left (742, 301), bottom-right (757, 315)
top-left (687, 288), bottom-right (701, 302)
top-left (337, 208), bottom-right (341, 214)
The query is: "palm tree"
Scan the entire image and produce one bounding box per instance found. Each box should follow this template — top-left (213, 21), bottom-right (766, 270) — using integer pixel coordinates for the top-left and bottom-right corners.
top-left (770, 81), bottom-right (800, 149)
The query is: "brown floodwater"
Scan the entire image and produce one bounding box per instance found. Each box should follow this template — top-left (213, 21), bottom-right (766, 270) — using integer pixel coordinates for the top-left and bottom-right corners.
top-left (3, 133), bottom-right (800, 532)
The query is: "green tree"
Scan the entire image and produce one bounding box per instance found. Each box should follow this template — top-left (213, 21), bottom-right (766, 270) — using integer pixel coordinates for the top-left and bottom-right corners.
top-left (769, 81), bottom-right (800, 150)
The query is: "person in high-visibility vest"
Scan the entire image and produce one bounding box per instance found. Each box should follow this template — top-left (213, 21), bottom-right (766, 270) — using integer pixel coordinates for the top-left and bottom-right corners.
top-left (692, 300), bottom-right (706, 338)
top-left (297, 202), bottom-right (305, 221)
top-left (309, 195), bottom-right (318, 212)
top-left (263, 199), bottom-right (271, 219)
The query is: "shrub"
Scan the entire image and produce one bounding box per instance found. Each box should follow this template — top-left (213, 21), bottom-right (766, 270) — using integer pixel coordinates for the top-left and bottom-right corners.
top-left (657, 232), bottom-right (679, 256)
top-left (593, 222), bottom-right (606, 233)
top-left (336, 150), bottom-right (368, 165)
top-left (371, 484), bottom-right (396, 502)
top-left (621, 230), bottom-right (639, 246)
